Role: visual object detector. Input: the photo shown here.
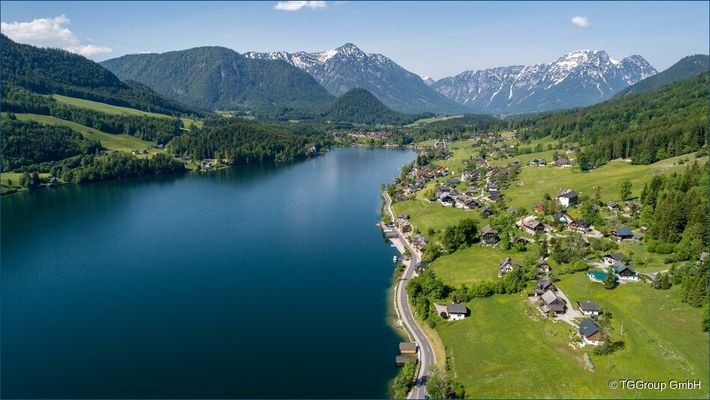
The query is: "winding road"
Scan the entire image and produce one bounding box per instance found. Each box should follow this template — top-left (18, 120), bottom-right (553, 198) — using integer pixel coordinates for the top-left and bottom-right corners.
top-left (383, 192), bottom-right (434, 400)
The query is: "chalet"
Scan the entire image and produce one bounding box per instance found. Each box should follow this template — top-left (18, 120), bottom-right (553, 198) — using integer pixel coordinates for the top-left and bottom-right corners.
top-left (577, 301), bottom-right (601, 317)
top-left (487, 189), bottom-right (502, 202)
top-left (464, 198), bottom-right (480, 210)
top-left (397, 213), bottom-right (410, 225)
top-left (612, 227), bottom-right (634, 241)
top-left (400, 223), bottom-right (412, 234)
top-left (601, 253), bottom-right (625, 266)
top-left (578, 319), bottom-right (604, 346)
top-left (613, 264), bottom-right (639, 281)
top-left (480, 225), bottom-right (499, 245)
top-left (557, 190), bottom-right (578, 207)
top-left (445, 303), bottom-right (468, 320)
top-left (555, 158), bottom-right (573, 168)
top-left (529, 158), bottom-right (547, 167)
top-left (438, 193), bottom-right (454, 207)
top-left (570, 219), bottom-right (591, 233)
top-left (540, 290), bottom-right (566, 315)
top-left (499, 257), bottom-right (521, 276)
top-left (414, 261), bottom-right (427, 274)
top-left (517, 216), bottom-right (545, 235)
top-left (399, 342), bottom-right (418, 355)
top-left (553, 211), bottom-right (573, 224)
top-left (607, 201), bottom-right (620, 211)
top-left (481, 206), bottom-right (494, 217)
top-left (446, 178), bottom-right (460, 187)
top-left (536, 258), bottom-right (552, 275)
top-left (535, 278), bottom-right (556, 295)
top-left (412, 235), bottom-right (429, 252)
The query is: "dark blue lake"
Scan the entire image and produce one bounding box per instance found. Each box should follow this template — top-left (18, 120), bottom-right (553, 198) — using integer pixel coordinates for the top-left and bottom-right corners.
top-left (1, 147), bottom-right (416, 398)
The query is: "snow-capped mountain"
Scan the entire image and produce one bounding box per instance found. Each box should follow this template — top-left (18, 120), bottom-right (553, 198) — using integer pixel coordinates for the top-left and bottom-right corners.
top-left (420, 75), bottom-right (436, 86)
top-left (432, 50), bottom-right (657, 114)
top-left (246, 43), bottom-right (466, 114)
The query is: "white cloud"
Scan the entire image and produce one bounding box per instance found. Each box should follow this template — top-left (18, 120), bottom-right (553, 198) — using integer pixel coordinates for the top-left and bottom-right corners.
top-left (571, 16), bottom-right (592, 28)
top-left (1, 15), bottom-right (112, 58)
top-left (274, 1), bottom-right (327, 11)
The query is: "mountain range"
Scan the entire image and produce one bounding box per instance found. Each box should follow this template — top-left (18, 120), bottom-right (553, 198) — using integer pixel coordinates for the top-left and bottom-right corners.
top-left (245, 43), bottom-right (466, 114)
top-left (432, 50), bottom-right (657, 114)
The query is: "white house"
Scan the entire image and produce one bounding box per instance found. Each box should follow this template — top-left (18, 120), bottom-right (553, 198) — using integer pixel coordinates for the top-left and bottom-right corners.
top-left (446, 303), bottom-right (468, 320)
top-left (577, 301), bottom-right (601, 317)
top-left (557, 190), bottom-right (578, 208)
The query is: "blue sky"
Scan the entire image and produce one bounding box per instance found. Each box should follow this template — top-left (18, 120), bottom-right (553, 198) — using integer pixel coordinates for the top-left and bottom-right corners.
top-left (1, 1), bottom-right (708, 79)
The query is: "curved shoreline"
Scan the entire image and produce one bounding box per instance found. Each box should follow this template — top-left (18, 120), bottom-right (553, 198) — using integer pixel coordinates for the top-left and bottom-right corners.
top-left (382, 191), bottom-right (435, 399)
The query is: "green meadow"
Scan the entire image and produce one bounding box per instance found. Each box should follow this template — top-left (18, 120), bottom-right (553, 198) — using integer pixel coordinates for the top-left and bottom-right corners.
top-left (51, 94), bottom-right (203, 129)
top-left (13, 113), bottom-right (156, 153)
top-left (436, 277), bottom-right (708, 398)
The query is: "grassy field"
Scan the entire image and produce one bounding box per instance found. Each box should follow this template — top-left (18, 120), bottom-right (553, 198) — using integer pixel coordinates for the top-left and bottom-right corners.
top-left (13, 113), bottom-right (157, 153)
top-left (52, 94), bottom-right (203, 129)
top-left (504, 153), bottom-right (709, 210)
top-left (1, 172), bottom-right (52, 195)
top-left (436, 281), bottom-right (708, 398)
top-left (391, 200), bottom-right (472, 237)
top-left (430, 244), bottom-right (533, 286)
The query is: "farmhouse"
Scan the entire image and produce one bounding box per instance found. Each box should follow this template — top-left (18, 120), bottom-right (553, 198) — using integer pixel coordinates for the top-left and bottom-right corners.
top-left (438, 193), bottom-right (454, 207)
top-left (499, 257), bottom-right (521, 276)
top-left (557, 189), bottom-right (578, 208)
top-left (578, 319), bottom-right (604, 346)
top-left (445, 303), bottom-right (468, 320)
top-left (614, 264), bottom-right (639, 281)
top-left (601, 253), bottom-right (625, 266)
top-left (517, 216), bottom-right (546, 235)
top-left (570, 219), bottom-right (591, 233)
top-left (540, 290), bottom-right (566, 315)
top-left (612, 227), bottom-right (634, 241)
top-left (577, 301), bottom-right (601, 317)
top-left (554, 158), bottom-right (573, 168)
top-left (553, 211), bottom-right (573, 224)
top-left (536, 258), bottom-right (552, 275)
top-left (480, 225), bottom-right (500, 245)
top-left (412, 235), bottom-right (429, 252)
top-left (535, 278), bottom-right (557, 295)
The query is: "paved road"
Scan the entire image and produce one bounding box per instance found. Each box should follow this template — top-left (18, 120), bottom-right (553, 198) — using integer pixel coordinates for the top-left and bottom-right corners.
top-left (383, 192), bottom-right (434, 400)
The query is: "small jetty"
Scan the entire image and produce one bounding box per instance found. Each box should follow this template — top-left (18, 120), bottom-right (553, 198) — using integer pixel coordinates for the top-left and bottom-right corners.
top-left (393, 255), bottom-right (398, 263)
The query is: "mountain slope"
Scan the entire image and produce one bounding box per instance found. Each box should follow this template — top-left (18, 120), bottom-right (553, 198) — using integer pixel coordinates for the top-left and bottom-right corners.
top-left (0, 34), bottom-right (194, 116)
top-left (518, 72), bottom-right (708, 165)
top-left (101, 46), bottom-right (334, 112)
top-left (245, 43), bottom-right (466, 114)
top-left (615, 54), bottom-right (709, 97)
top-left (322, 88), bottom-right (418, 125)
top-left (433, 50), bottom-right (657, 114)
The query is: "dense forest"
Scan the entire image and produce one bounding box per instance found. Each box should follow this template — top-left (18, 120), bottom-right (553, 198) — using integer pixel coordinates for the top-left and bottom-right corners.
top-left (167, 118), bottom-right (333, 164)
top-left (0, 34), bottom-right (196, 116)
top-left (515, 72), bottom-right (709, 165)
top-left (1, 117), bottom-right (102, 170)
top-left (321, 88), bottom-right (427, 125)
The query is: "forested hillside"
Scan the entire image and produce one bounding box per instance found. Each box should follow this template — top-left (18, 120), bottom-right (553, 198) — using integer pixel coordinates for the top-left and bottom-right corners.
top-left (0, 34), bottom-right (195, 116)
top-left (101, 46), bottom-right (334, 112)
top-left (167, 118), bottom-right (332, 164)
top-left (514, 72), bottom-right (708, 165)
top-left (616, 54), bottom-right (709, 97)
top-left (322, 88), bottom-right (425, 125)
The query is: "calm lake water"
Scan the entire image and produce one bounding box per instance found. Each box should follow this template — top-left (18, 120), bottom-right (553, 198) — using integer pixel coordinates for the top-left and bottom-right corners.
top-left (1, 147), bottom-right (416, 398)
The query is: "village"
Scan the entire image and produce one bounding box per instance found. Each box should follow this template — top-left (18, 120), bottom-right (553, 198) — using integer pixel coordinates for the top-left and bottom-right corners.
top-left (382, 134), bottom-right (689, 366)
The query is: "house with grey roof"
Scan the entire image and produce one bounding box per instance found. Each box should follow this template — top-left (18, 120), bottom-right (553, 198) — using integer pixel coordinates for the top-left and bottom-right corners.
top-left (577, 301), bottom-right (601, 317)
top-left (578, 319), bottom-right (604, 346)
